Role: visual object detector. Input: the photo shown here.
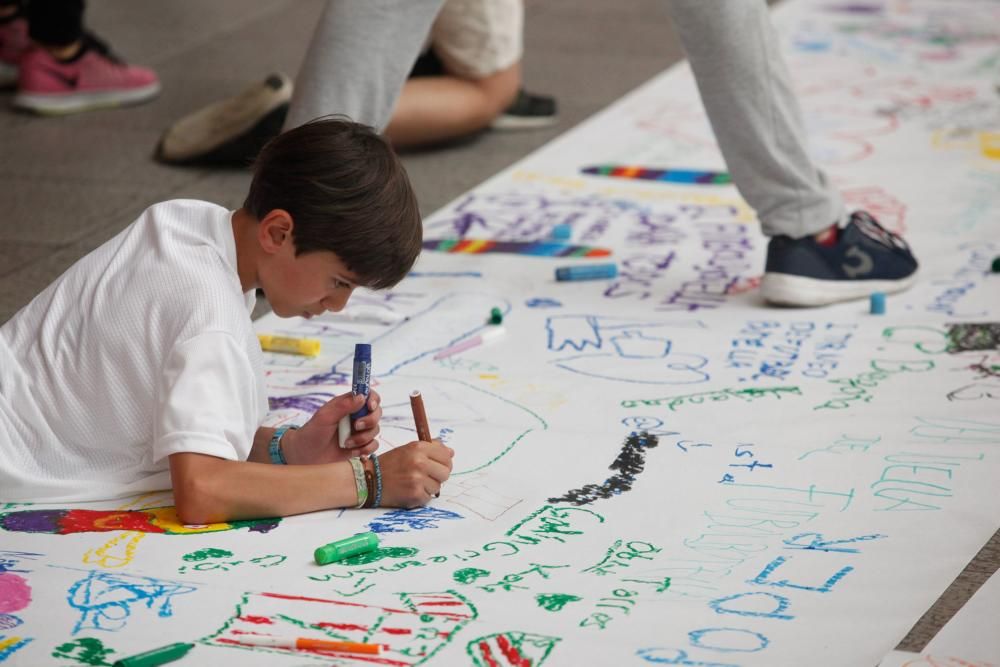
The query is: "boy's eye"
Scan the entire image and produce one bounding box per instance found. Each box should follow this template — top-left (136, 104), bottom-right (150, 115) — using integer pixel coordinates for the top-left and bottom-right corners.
top-left (333, 279), bottom-right (352, 290)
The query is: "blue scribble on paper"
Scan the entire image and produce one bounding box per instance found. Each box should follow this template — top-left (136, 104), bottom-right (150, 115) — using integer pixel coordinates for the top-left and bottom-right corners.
top-left (297, 367), bottom-right (350, 387)
top-left (66, 570), bottom-right (197, 634)
top-left (0, 637), bottom-right (32, 662)
top-left (368, 507), bottom-right (463, 534)
top-left (0, 552), bottom-right (41, 574)
top-left (526, 298), bottom-right (562, 309)
top-left (268, 392), bottom-right (335, 412)
top-left (546, 315), bottom-right (709, 385)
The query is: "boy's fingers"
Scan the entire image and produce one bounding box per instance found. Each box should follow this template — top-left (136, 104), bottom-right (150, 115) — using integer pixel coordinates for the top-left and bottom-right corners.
top-left (424, 459), bottom-right (451, 484)
top-left (318, 392), bottom-right (365, 420)
top-left (424, 442), bottom-right (454, 464)
top-left (355, 405), bottom-right (382, 431)
top-left (344, 426), bottom-right (380, 448)
top-left (353, 441), bottom-right (379, 457)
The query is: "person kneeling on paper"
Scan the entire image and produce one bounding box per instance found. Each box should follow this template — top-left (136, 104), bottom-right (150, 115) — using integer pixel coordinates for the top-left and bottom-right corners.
top-left (0, 117), bottom-right (452, 519)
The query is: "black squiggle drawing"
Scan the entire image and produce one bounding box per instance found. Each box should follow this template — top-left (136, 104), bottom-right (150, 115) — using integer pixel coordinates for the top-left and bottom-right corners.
top-left (548, 431), bottom-right (659, 506)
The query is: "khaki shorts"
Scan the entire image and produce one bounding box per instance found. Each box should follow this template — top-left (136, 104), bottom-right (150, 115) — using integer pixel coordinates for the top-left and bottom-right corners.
top-left (429, 0), bottom-right (523, 79)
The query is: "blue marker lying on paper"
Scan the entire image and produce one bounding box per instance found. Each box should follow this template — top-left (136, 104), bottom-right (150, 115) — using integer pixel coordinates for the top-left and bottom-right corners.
top-left (339, 343), bottom-right (371, 448)
top-left (555, 263), bottom-right (618, 281)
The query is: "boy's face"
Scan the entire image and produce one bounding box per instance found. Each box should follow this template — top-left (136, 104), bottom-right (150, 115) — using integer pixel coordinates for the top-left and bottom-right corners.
top-left (256, 211), bottom-right (361, 318)
top-left (264, 248), bottom-right (360, 319)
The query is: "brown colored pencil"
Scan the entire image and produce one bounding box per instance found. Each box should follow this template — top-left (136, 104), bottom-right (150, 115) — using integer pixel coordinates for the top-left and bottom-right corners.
top-left (409, 390), bottom-right (432, 441)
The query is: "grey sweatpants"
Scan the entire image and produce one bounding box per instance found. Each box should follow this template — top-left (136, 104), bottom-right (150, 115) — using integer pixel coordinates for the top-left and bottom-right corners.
top-left (284, 0), bottom-right (445, 132)
top-left (665, 0), bottom-right (844, 238)
top-left (287, 0), bottom-right (843, 239)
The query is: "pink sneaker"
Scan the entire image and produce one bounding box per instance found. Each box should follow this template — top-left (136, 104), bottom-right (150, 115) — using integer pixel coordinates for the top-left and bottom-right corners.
top-left (0, 16), bottom-right (29, 88)
top-left (14, 36), bottom-right (160, 115)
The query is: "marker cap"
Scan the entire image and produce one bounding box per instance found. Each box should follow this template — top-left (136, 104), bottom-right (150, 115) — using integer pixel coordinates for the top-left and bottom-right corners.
top-left (550, 224), bottom-right (572, 241)
top-left (315, 532), bottom-right (379, 565)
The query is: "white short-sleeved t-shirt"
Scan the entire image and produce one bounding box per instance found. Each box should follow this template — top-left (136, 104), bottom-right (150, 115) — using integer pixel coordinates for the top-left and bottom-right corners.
top-left (0, 199), bottom-right (268, 502)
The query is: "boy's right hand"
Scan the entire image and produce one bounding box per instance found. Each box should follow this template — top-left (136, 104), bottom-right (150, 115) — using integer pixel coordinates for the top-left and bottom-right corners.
top-left (377, 440), bottom-right (454, 508)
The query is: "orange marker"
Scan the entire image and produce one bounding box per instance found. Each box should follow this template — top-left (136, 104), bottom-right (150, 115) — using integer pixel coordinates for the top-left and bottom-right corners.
top-left (231, 636), bottom-right (380, 655)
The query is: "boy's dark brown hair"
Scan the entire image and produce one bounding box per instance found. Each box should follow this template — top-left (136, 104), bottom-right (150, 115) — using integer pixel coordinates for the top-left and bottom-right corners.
top-left (244, 116), bottom-right (422, 289)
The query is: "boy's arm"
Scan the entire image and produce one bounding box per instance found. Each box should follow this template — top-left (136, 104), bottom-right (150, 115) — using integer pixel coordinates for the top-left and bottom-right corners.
top-left (169, 439), bottom-right (454, 524)
top-left (169, 453), bottom-right (358, 524)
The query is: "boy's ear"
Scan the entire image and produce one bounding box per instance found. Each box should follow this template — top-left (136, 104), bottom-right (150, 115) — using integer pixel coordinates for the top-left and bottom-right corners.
top-left (257, 209), bottom-right (294, 254)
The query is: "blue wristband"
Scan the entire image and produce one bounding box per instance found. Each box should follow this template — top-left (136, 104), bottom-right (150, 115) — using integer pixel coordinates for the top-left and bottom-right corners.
top-left (371, 454), bottom-right (383, 508)
top-left (268, 425), bottom-right (296, 465)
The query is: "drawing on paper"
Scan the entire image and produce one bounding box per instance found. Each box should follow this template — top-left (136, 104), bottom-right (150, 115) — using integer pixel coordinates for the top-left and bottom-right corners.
top-left (204, 590), bottom-right (476, 665)
top-left (549, 432), bottom-right (660, 506)
top-left (466, 631), bottom-right (561, 667)
top-left (66, 569), bottom-right (197, 634)
top-left (0, 508), bottom-right (280, 536)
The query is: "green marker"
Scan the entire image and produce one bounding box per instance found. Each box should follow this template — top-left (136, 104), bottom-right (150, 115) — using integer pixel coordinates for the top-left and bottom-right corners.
top-left (489, 307), bottom-right (503, 325)
top-left (112, 642), bottom-right (194, 667)
top-left (315, 532), bottom-right (379, 565)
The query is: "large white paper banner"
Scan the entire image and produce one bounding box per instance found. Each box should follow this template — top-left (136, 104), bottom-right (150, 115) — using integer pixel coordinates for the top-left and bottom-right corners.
top-left (3, 0), bottom-right (999, 665)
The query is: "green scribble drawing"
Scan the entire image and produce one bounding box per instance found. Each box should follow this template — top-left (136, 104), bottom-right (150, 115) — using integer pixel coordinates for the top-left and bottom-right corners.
top-left (622, 576), bottom-right (672, 593)
top-left (447, 379), bottom-right (549, 476)
top-left (339, 545), bottom-right (419, 566)
top-left (52, 637), bottom-right (116, 666)
top-left (453, 567), bottom-right (491, 584)
top-left (507, 505), bottom-right (605, 537)
top-left (535, 593), bottom-right (582, 612)
top-left (182, 548), bottom-right (233, 562)
top-left (467, 631), bottom-right (560, 666)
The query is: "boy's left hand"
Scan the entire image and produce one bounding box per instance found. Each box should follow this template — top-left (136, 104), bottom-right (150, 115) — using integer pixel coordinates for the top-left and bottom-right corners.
top-left (283, 390), bottom-right (382, 464)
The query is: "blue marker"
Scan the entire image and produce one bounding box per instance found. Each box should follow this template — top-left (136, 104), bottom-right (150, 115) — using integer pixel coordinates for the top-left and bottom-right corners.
top-left (555, 263), bottom-right (618, 282)
top-left (869, 292), bottom-right (886, 315)
top-left (351, 343), bottom-right (371, 420)
top-left (550, 224), bottom-right (572, 241)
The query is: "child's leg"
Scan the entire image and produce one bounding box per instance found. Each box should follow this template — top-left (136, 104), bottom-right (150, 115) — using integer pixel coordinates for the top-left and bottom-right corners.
top-left (285, 0), bottom-right (445, 131)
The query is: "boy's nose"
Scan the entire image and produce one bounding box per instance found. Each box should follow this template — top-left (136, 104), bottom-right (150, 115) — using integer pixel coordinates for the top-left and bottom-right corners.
top-left (323, 292), bottom-right (352, 313)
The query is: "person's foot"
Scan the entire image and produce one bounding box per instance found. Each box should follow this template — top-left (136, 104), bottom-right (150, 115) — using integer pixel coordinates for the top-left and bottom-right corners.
top-left (13, 33), bottom-right (159, 115)
top-left (491, 89), bottom-right (558, 130)
top-left (155, 73), bottom-right (292, 166)
top-left (760, 211), bottom-right (918, 307)
top-left (0, 15), bottom-right (29, 88)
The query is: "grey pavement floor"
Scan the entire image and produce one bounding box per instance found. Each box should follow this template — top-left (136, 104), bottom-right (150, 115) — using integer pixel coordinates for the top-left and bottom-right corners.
top-left (0, 0), bottom-right (996, 654)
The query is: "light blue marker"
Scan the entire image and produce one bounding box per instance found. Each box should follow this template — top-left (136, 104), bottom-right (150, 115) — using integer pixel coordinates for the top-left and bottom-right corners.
top-left (869, 292), bottom-right (886, 315)
top-left (555, 263), bottom-right (618, 281)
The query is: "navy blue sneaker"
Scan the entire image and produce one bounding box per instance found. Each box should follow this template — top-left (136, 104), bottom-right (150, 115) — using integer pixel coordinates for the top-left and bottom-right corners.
top-left (761, 211), bottom-right (918, 306)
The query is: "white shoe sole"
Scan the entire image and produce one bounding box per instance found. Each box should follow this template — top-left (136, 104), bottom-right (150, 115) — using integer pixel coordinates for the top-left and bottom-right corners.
top-left (490, 114), bottom-right (558, 130)
top-left (158, 74), bottom-right (292, 162)
top-left (13, 81), bottom-right (161, 115)
top-left (761, 271), bottom-right (918, 307)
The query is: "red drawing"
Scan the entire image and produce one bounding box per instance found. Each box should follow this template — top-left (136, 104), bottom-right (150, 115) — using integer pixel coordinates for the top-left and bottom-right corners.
top-left (205, 590), bottom-right (477, 665)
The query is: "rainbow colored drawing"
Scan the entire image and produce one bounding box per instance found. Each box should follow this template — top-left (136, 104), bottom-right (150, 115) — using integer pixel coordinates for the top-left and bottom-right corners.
top-left (423, 239), bottom-right (610, 257)
top-left (0, 508), bottom-right (279, 535)
top-left (581, 165), bottom-right (731, 184)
